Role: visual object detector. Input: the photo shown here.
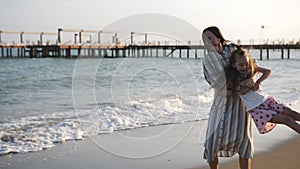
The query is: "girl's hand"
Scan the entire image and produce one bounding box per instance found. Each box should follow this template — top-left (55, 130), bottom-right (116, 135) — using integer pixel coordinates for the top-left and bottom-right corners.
top-left (252, 82), bottom-right (260, 91)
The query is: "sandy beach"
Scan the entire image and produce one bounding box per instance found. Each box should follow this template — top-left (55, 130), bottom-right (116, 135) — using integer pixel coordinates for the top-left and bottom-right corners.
top-left (0, 104), bottom-right (299, 169)
top-left (206, 135), bottom-right (300, 169)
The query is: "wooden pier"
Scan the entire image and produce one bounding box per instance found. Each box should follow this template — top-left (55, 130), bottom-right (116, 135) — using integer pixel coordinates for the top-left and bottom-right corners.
top-left (243, 44), bottom-right (300, 60)
top-left (1, 44), bottom-right (300, 59)
top-left (1, 29), bottom-right (300, 59)
top-left (0, 44), bottom-right (206, 58)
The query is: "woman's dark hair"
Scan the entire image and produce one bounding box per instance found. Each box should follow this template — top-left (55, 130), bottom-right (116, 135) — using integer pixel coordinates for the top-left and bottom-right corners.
top-left (202, 26), bottom-right (229, 46)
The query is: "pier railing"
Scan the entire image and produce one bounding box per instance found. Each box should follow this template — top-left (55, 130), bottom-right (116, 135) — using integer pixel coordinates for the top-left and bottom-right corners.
top-left (1, 44), bottom-right (300, 59)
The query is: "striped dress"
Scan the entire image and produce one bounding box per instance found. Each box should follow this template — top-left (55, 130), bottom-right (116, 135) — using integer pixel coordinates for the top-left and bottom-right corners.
top-left (202, 46), bottom-right (254, 163)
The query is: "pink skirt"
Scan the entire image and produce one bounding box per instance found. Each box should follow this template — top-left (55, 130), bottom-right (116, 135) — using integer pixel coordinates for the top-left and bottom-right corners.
top-left (248, 97), bottom-right (286, 134)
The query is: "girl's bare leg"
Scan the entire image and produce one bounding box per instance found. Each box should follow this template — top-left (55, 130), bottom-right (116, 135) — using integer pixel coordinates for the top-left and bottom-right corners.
top-left (270, 113), bottom-right (300, 134)
top-left (281, 107), bottom-right (300, 121)
top-left (209, 157), bottom-right (219, 169)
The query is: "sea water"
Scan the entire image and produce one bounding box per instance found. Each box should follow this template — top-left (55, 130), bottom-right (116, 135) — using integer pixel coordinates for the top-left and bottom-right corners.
top-left (0, 50), bottom-right (299, 155)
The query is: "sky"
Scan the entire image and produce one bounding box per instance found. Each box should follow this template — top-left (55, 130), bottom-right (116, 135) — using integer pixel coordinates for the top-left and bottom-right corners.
top-left (0, 0), bottom-right (299, 44)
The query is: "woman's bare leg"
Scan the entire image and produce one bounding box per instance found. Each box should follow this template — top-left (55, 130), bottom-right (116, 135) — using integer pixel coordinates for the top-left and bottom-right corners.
top-left (239, 157), bottom-right (251, 169)
top-left (270, 113), bottom-right (300, 133)
top-left (209, 157), bottom-right (219, 169)
top-left (281, 107), bottom-right (300, 121)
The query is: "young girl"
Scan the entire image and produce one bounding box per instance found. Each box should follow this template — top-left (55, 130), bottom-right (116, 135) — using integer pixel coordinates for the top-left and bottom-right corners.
top-left (225, 46), bottom-right (300, 134)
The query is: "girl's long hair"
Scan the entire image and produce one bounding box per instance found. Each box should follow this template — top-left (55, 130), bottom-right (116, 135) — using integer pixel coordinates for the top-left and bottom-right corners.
top-left (225, 46), bottom-right (255, 92)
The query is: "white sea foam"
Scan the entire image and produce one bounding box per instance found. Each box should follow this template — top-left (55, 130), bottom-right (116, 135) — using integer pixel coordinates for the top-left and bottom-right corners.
top-left (0, 96), bottom-right (209, 155)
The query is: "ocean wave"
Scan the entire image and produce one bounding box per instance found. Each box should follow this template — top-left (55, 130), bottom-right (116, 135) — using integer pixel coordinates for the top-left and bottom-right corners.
top-left (0, 96), bottom-right (207, 155)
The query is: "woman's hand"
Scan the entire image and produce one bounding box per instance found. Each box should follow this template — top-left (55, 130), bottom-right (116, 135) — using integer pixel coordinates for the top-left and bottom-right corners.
top-left (220, 89), bottom-right (232, 96)
top-left (238, 86), bottom-right (252, 95)
top-left (238, 78), bottom-right (255, 88)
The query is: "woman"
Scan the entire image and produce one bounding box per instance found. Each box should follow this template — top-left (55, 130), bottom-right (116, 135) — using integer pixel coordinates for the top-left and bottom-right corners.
top-left (202, 26), bottom-right (253, 169)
